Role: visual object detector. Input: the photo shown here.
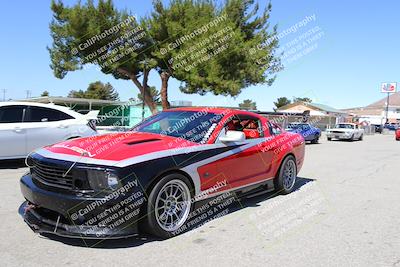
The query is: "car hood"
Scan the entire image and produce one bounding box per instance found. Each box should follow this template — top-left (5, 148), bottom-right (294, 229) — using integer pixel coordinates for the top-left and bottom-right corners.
top-left (39, 131), bottom-right (198, 162)
top-left (327, 128), bottom-right (353, 132)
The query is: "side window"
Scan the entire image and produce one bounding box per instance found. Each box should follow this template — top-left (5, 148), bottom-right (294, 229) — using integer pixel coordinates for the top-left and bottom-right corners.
top-left (26, 106), bottom-right (74, 122)
top-left (223, 115), bottom-right (263, 139)
top-left (0, 106), bottom-right (25, 123)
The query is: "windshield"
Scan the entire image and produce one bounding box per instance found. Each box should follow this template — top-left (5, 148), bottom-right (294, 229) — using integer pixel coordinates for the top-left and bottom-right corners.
top-left (288, 123), bottom-right (309, 129)
top-left (336, 124), bottom-right (354, 129)
top-left (132, 111), bottom-right (223, 143)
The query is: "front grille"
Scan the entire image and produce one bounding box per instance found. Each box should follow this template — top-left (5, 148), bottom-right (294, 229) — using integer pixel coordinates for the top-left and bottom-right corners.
top-left (331, 131), bottom-right (344, 134)
top-left (31, 160), bottom-right (74, 190)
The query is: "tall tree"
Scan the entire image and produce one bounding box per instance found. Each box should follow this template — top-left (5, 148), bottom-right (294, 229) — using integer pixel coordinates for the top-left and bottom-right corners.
top-left (48, 0), bottom-right (281, 113)
top-left (148, 0), bottom-right (281, 100)
top-left (293, 97), bottom-right (312, 103)
top-left (41, 91), bottom-right (50, 97)
top-left (68, 81), bottom-right (119, 100)
top-left (239, 99), bottom-right (257, 110)
top-left (68, 89), bottom-right (86, 98)
top-left (48, 0), bottom-right (158, 112)
top-left (274, 97), bottom-right (291, 111)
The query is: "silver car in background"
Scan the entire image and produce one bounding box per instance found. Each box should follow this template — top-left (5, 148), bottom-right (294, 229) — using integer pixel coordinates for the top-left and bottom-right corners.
top-left (0, 102), bottom-right (98, 160)
top-left (326, 123), bottom-right (364, 141)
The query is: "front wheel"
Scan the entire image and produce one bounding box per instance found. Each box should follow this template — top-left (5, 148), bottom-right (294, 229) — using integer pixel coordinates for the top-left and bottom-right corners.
top-left (143, 173), bottom-right (193, 238)
top-left (359, 134), bottom-right (363, 141)
top-left (275, 155), bottom-right (297, 195)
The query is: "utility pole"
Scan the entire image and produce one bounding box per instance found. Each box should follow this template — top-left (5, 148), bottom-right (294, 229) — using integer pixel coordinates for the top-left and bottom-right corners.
top-left (385, 92), bottom-right (390, 124)
top-left (25, 90), bottom-right (31, 99)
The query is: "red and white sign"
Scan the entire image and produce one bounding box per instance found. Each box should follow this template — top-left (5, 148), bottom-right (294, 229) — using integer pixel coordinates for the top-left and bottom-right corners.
top-left (381, 82), bottom-right (397, 93)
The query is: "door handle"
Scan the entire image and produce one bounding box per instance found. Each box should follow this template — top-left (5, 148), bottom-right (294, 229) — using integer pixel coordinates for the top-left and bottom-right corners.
top-left (14, 127), bottom-right (22, 133)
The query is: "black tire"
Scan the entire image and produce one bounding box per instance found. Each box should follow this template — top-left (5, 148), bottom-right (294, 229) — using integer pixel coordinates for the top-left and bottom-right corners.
top-left (311, 137), bottom-right (319, 144)
top-left (274, 155), bottom-right (297, 195)
top-left (327, 137), bottom-right (332, 141)
top-left (349, 134), bottom-right (355, 142)
top-left (359, 134), bottom-right (363, 141)
top-left (142, 173), bottom-right (194, 239)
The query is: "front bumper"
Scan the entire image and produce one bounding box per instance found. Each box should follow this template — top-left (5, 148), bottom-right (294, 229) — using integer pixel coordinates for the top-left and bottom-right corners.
top-left (326, 133), bottom-right (352, 140)
top-left (19, 174), bottom-right (142, 239)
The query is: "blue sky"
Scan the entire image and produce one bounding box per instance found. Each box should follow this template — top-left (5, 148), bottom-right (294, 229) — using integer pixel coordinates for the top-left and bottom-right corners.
top-left (0, 0), bottom-right (398, 110)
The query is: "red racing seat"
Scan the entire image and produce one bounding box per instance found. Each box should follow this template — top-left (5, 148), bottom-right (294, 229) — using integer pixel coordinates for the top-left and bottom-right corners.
top-left (243, 129), bottom-right (260, 139)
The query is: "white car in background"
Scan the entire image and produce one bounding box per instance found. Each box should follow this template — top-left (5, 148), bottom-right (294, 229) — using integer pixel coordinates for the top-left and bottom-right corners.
top-left (0, 102), bottom-right (98, 160)
top-left (326, 123), bottom-right (364, 141)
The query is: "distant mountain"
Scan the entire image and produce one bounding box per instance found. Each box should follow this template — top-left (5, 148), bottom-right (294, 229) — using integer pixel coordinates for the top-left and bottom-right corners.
top-left (367, 92), bottom-right (400, 108)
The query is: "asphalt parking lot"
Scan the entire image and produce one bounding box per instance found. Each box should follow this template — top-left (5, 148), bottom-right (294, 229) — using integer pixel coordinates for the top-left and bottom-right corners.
top-left (0, 134), bottom-right (399, 267)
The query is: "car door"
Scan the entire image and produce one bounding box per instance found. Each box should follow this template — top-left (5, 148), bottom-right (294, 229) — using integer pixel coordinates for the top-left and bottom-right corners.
top-left (355, 125), bottom-right (362, 137)
top-left (215, 114), bottom-right (273, 189)
top-left (0, 105), bottom-right (27, 159)
top-left (24, 106), bottom-right (75, 153)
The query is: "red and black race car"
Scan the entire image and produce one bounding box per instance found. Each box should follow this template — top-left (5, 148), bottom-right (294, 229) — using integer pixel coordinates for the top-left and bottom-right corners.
top-left (396, 127), bottom-right (400, 141)
top-left (19, 107), bottom-right (305, 239)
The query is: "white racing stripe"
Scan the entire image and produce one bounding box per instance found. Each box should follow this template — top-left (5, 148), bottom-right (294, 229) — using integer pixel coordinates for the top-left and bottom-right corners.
top-left (182, 138), bottom-right (270, 195)
top-left (35, 143), bottom-right (230, 167)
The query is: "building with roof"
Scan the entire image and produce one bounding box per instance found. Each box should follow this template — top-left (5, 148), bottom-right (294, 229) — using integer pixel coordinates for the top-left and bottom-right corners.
top-left (277, 101), bottom-right (347, 117)
top-left (274, 101), bottom-right (348, 130)
top-left (344, 92), bottom-right (400, 125)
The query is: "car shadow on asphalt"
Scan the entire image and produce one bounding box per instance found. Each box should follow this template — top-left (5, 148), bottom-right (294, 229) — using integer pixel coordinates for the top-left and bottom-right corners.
top-left (39, 177), bottom-right (315, 249)
top-left (0, 159), bottom-right (26, 169)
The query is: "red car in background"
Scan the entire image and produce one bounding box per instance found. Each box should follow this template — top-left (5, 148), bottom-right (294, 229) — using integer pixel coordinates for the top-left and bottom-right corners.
top-left (396, 127), bottom-right (400, 140)
top-left (19, 108), bottom-right (305, 239)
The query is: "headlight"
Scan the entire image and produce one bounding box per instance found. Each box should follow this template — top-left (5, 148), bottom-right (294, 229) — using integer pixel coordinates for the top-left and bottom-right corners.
top-left (87, 169), bottom-right (120, 190)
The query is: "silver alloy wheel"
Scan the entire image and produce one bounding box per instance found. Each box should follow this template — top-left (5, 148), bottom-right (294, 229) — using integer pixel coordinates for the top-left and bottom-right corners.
top-left (283, 159), bottom-right (296, 190)
top-left (155, 179), bottom-right (191, 232)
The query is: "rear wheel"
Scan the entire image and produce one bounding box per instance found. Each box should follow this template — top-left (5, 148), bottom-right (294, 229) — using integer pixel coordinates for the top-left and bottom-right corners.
top-left (327, 137), bottom-right (332, 141)
top-left (143, 173), bottom-right (193, 238)
top-left (275, 155), bottom-right (297, 195)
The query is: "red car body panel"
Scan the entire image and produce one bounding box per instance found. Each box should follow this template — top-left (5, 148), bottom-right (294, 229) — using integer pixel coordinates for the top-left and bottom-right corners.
top-left (45, 132), bottom-right (199, 161)
top-left (31, 107), bottom-right (305, 199)
top-left (20, 107), bottom-right (306, 239)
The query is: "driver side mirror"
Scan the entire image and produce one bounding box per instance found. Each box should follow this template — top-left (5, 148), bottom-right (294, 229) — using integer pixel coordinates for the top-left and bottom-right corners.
top-left (219, 130), bottom-right (245, 143)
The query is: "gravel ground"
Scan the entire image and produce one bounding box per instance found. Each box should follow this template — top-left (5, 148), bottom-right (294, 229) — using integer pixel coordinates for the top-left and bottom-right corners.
top-left (0, 134), bottom-right (399, 267)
